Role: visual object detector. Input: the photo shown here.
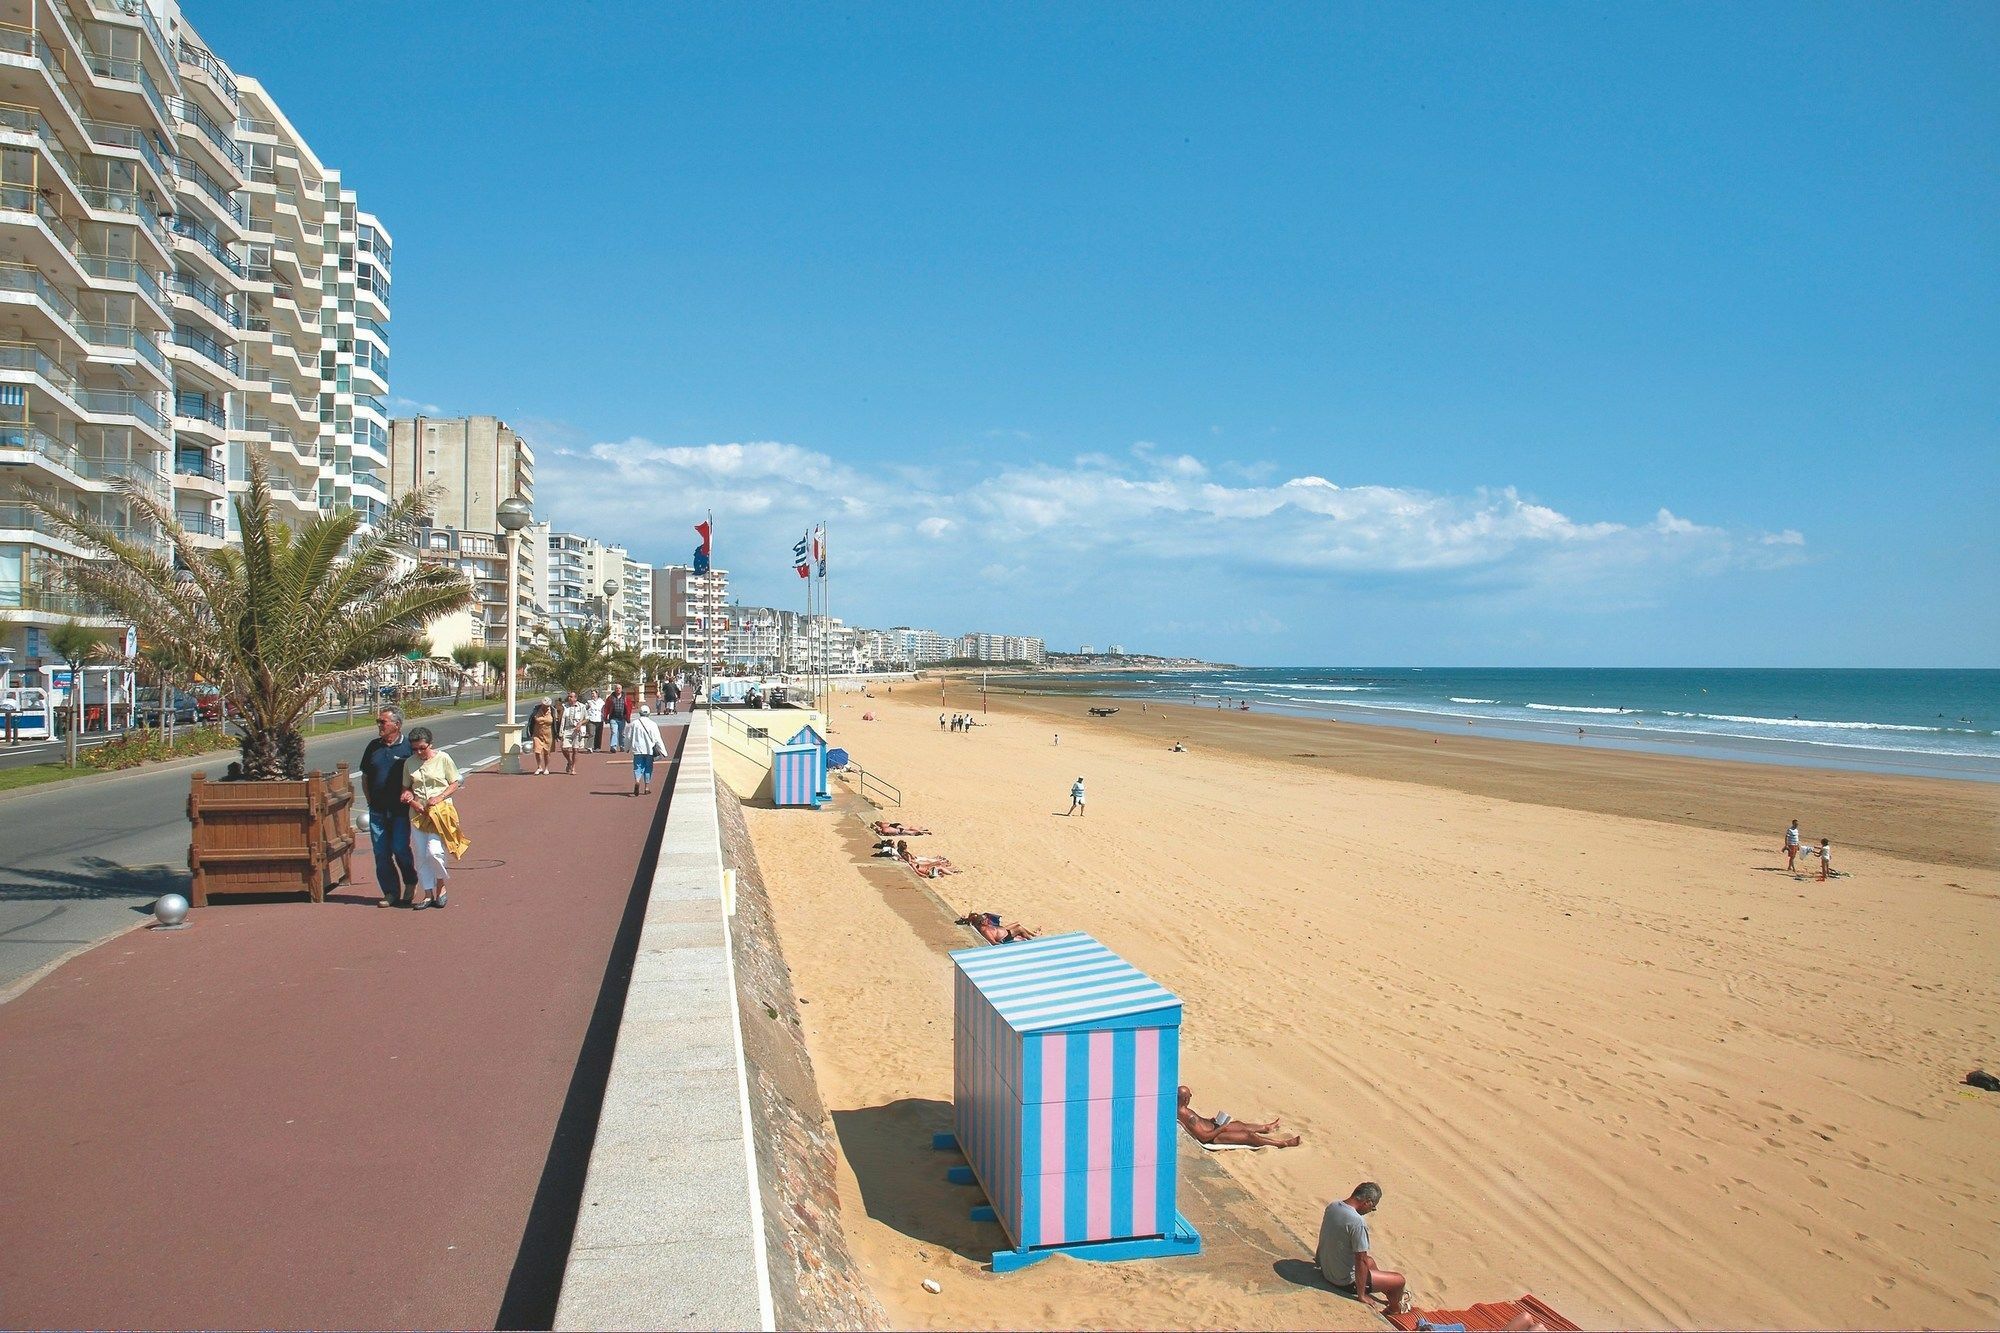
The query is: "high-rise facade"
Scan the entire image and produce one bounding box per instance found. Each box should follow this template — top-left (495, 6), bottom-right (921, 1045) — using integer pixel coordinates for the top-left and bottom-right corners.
top-left (0, 0), bottom-right (389, 670)
top-left (651, 563), bottom-right (728, 670)
top-left (390, 414), bottom-right (537, 653)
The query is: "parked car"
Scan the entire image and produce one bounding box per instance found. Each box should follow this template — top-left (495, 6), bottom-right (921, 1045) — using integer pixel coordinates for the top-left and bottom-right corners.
top-left (188, 685), bottom-right (237, 722)
top-left (134, 687), bottom-right (201, 727)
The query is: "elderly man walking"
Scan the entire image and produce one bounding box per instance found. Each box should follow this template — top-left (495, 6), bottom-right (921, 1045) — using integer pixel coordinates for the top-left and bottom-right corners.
top-left (359, 706), bottom-right (417, 907)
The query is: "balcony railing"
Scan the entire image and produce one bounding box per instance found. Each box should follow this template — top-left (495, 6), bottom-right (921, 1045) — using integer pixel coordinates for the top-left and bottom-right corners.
top-left (0, 339), bottom-right (76, 391)
top-left (75, 386), bottom-right (168, 434)
top-left (167, 97), bottom-right (244, 172)
top-left (171, 324), bottom-right (239, 374)
top-left (77, 321), bottom-right (168, 376)
top-left (0, 500), bottom-right (163, 547)
top-left (167, 214), bottom-right (244, 275)
top-left (176, 38), bottom-right (238, 106)
top-left (75, 184), bottom-right (170, 249)
top-left (175, 452), bottom-right (225, 482)
top-left (165, 150), bottom-right (245, 223)
top-left (76, 251), bottom-right (166, 309)
top-left (0, 259), bottom-right (82, 323)
top-left (0, 424), bottom-right (169, 496)
top-left (174, 390), bottom-right (226, 426)
top-left (175, 509), bottom-right (224, 537)
top-left (82, 117), bottom-right (172, 187)
top-left (168, 272), bottom-right (242, 327)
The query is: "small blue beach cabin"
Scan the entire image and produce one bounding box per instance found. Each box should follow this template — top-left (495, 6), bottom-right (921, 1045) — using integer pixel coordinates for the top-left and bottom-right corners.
top-left (950, 932), bottom-right (1200, 1271)
top-left (771, 724), bottom-right (829, 807)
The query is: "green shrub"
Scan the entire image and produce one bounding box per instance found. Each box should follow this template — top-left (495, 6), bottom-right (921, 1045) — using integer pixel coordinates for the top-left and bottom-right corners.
top-left (82, 728), bottom-right (237, 771)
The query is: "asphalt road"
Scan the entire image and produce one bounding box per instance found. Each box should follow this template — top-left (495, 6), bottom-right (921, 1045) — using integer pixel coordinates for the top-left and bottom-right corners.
top-left (0, 703), bottom-right (509, 995)
top-left (0, 694), bottom-right (461, 773)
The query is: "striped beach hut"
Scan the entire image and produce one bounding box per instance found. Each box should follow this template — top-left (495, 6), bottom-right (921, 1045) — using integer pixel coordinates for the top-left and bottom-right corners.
top-left (949, 932), bottom-right (1200, 1271)
top-left (770, 724), bottom-right (829, 807)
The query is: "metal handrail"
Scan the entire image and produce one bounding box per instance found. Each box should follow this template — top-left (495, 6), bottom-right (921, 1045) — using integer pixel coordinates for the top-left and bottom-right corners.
top-left (176, 38), bottom-right (238, 106)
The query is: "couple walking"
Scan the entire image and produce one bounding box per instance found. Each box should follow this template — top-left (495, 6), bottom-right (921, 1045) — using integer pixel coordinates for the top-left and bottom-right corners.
top-left (360, 706), bottom-right (470, 909)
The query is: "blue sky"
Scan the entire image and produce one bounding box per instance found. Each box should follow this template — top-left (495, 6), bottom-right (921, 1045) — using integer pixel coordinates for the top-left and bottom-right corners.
top-left (195, 2), bottom-right (1996, 665)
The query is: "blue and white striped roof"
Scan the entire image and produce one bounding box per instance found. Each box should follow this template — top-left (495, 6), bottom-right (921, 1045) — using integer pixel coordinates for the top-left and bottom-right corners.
top-left (950, 932), bottom-right (1181, 1033)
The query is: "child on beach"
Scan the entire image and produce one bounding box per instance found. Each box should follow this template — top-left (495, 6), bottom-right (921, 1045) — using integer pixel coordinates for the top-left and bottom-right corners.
top-left (1818, 838), bottom-right (1833, 881)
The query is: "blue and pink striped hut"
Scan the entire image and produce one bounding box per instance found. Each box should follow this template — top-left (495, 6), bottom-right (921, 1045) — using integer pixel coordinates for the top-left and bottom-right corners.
top-left (949, 932), bottom-right (1201, 1271)
top-left (770, 724), bottom-right (829, 807)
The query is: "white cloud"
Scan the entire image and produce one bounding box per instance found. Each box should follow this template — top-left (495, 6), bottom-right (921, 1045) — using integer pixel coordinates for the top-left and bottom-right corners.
top-left (530, 434), bottom-right (1805, 614)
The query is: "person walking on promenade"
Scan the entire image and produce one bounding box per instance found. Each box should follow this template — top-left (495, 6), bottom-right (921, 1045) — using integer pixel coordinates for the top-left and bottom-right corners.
top-left (1068, 776), bottom-right (1086, 816)
top-left (1784, 819), bottom-right (1801, 872)
top-left (604, 684), bottom-right (629, 752)
top-left (627, 704), bottom-right (666, 796)
top-left (1316, 1182), bottom-right (1412, 1315)
top-left (359, 706), bottom-right (416, 907)
top-left (527, 697), bottom-right (555, 775)
top-left (585, 689), bottom-right (605, 752)
top-left (402, 727), bottom-right (466, 909)
top-left (559, 690), bottom-right (588, 774)
top-left (2, 689), bottom-right (19, 744)
top-left (663, 678), bottom-right (681, 715)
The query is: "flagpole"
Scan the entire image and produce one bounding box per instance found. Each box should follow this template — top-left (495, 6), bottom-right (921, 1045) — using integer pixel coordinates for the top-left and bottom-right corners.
top-left (822, 522), bottom-right (831, 728)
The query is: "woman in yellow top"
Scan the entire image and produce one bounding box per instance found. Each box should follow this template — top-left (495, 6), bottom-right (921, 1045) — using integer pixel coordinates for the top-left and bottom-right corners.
top-left (401, 726), bottom-right (466, 908)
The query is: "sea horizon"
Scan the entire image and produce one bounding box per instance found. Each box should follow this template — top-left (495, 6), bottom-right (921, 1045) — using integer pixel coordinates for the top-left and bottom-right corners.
top-left (995, 665), bottom-right (2000, 783)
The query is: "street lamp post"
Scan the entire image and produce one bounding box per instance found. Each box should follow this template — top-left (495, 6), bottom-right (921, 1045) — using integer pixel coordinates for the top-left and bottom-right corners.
top-left (496, 496), bottom-right (532, 770)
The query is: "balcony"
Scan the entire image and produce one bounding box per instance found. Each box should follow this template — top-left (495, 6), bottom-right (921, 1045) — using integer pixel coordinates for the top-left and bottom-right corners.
top-left (168, 272), bottom-right (242, 327)
top-left (174, 390), bottom-right (226, 427)
top-left (168, 213), bottom-right (245, 276)
top-left (0, 259), bottom-right (80, 324)
top-left (171, 324), bottom-right (240, 375)
top-left (167, 97), bottom-right (245, 173)
top-left (82, 118), bottom-right (172, 192)
top-left (166, 150), bottom-right (246, 225)
top-left (0, 339), bottom-right (76, 392)
top-left (78, 321), bottom-right (169, 377)
top-left (75, 386), bottom-right (168, 434)
top-left (0, 428), bottom-right (170, 499)
top-left (76, 251), bottom-right (166, 312)
top-left (175, 509), bottom-right (225, 538)
top-left (176, 38), bottom-right (239, 108)
top-left (82, 48), bottom-right (173, 131)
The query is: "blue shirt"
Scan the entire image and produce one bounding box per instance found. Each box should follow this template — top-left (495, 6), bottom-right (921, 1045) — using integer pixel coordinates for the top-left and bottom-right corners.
top-left (361, 735), bottom-right (413, 812)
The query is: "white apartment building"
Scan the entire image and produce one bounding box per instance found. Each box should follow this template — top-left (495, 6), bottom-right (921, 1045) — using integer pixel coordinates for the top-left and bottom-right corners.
top-left (954, 631), bottom-right (1046, 665)
top-left (724, 606), bottom-right (869, 674)
top-left (886, 626), bottom-right (954, 666)
top-left (651, 562), bottom-right (727, 670)
top-left (0, 0), bottom-right (389, 669)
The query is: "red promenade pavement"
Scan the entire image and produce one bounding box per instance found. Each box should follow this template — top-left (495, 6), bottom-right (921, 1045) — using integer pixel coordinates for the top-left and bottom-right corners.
top-left (0, 734), bottom-right (684, 1330)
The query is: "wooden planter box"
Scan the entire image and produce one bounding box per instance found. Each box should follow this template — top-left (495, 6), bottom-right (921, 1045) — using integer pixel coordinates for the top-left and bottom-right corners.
top-left (186, 764), bottom-right (357, 907)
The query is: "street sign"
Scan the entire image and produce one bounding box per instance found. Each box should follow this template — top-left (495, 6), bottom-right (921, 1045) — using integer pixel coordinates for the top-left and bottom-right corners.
top-left (124, 625), bottom-right (138, 659)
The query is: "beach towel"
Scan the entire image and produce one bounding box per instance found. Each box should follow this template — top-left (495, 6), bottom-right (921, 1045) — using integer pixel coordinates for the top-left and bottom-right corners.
top-left (1198, 1141), bottom-right (1266, 1152)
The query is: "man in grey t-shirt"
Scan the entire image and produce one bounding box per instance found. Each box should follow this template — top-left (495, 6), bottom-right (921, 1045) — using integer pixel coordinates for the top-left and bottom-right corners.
top-left (1315, 1182), bottom-right (1410, 1314)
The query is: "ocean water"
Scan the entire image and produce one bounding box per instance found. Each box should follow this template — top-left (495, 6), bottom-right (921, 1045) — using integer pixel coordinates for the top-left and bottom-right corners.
top-left (1018, 668), bottom-right (2000, 782)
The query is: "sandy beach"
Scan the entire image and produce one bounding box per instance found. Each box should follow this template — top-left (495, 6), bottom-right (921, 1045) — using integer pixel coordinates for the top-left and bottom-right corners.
top-left (742, 686), bottom-right (2000, 1330)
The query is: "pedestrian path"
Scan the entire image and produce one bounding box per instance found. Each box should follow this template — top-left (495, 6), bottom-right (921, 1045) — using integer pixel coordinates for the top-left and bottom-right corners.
top-left (0, 733), bottom-right (683, 1330)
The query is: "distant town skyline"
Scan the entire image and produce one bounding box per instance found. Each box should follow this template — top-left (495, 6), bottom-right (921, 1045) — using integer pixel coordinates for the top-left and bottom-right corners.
top-left (195, 2), bottom-right (1998, 666)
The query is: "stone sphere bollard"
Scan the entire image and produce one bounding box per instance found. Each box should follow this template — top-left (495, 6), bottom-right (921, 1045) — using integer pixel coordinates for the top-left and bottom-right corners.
top-left (153, 893), bottom-right (191, 928)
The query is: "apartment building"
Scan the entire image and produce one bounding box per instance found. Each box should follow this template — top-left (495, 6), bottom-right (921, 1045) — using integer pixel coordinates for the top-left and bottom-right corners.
top-left (885, 626), bottom-right (954, 666)
top-left (723, 606), bottom-right (868, 674)
top-left (954, 631), bottom-right (1046, 665)
top-left (390, 414), bottom-right (537, 652)
top-left (0, 0), bottom-right (389, 669)
top-left (651, 562), bottom-right (727, 670)
top-left (533, 526), bottom-right (649, 648)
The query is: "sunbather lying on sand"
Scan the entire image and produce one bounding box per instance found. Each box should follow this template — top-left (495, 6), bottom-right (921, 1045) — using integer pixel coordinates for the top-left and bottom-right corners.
top-left (1177, 1085), bottom-right (1301, 1147)
top-left (873, 820), bottom-right (930, 836)
top-left (957, 912), bottom-right (1037, 944)
top-left (897, 840), bottom-right (960, 877)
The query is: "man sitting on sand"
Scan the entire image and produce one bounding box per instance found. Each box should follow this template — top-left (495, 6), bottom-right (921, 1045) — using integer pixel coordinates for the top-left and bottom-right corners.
top-left (957, 912), bottom-right (1037, 944)
top-left (1176, 1086), bottom-right (1300, 1147)
top-left (1316, 1182), bottom-right (1412, 1315)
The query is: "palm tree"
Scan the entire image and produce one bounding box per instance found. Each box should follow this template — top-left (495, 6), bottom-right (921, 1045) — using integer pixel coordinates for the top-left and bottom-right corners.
top-left (523, 624), bottom-right (627, 696)
top-left (449, 644), bottom-right (483, 703)
top-left (19, 462), bottom-right (474, 779)
top-left (45, 619), bottom-right (104, 768)
top-left (481, 644), bottom-right (509, 698)
top-left (138, 641), bottom-right (190, 743)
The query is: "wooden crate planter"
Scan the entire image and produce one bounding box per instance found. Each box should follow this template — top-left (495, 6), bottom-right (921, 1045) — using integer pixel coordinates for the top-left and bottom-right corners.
top-left (186, 764), bottom-right (358, 907)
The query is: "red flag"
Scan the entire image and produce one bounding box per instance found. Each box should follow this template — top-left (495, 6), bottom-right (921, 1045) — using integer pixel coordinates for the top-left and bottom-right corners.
top-left (695, 520), bottom-right (712, 555)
